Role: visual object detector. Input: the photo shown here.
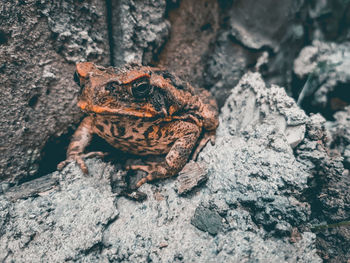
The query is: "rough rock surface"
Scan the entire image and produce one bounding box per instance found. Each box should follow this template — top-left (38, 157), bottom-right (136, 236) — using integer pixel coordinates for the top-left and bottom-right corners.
top-left (205, 0), bottom-right (306, 106)
top-left (0, 0), bottom-right (110, 182)
top-left (0, 73), bottom-right (323, 262)
top-left (0, 159), bottom-right (117, 262)
top-left (306, 0), bottom-right (350, 41)
top-left (111, 0), bottom-right (170, 66)
top-left (295, 113), bottom-right (350, 262)
top-left (294, 41), bottom-right (350, 117)
top-left (326, 106), bottom-right (350, 169)
top-left (157, 0), bottom-right (219, 87)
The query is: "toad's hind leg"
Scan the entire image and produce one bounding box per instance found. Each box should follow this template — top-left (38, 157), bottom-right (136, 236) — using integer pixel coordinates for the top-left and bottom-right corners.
top-left (134, 127), bottom-right (201, 188)
top-left (57, 116), bottom-right (105, 173)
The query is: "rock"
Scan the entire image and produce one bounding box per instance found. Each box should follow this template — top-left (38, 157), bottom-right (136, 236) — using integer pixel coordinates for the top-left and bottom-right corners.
top-left (306, 0), bottom-right (350, 41)
top-left (157, 0), bottom-right (219, 87)
top-left (224, 0), bottom-right (304, 51)
top-left (205, 0), bottom-right (306, 106)
top-left (0, 72), bottom-right (323, 262)
top-left (293, 41), bottom-right (350, 117)
top-left (0, 159), bottom-right (117, 262)
top-left (326, 106), bottom-right (350, 169)
top-left (191, 206), bottom-right (222, 236)
top-left (110, 0), bottom-right (170, 66)
top-left (204, 31), bottom-right (258, 107)
top-left (175, 161), bottom-right (208, 195)
top-left (4, 173), bottom-right (59, 202)
top-left (295, 113), bottom-right (350, 262)
top-left (0, 0), bottom-right (110, 182)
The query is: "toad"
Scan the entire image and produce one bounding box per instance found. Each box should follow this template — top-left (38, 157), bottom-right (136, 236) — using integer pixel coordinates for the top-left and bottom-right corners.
top-left (58, 62), bottom-right (218, 189)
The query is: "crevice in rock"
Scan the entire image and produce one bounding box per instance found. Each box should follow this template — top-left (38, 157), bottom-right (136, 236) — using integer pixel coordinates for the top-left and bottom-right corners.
top-left (0, 29), bottom-right (9, 45)
top-left (105, 0), bottom-right (115, 66)
top-left (296, 82), bottom-right (350, 121)
top-left (17, 127), bottom-right (76, 185)
top-left (28, 94), bottom-right (40, 108)
top-left (81, 241), bottom-right (104, 257)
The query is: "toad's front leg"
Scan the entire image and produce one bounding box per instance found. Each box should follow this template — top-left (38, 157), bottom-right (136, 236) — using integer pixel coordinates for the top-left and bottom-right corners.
top-left (57, 116), bottom-right (105, 173)
top-left (130, 123), bottom-right (201, 188)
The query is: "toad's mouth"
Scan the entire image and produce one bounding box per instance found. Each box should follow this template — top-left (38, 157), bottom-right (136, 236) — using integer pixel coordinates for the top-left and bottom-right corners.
top-left (77, 100), bottom-right (164, 118)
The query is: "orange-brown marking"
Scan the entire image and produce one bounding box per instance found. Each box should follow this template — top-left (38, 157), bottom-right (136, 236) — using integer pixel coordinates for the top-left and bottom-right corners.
top-left (120, 71), bottom-right (151, 84)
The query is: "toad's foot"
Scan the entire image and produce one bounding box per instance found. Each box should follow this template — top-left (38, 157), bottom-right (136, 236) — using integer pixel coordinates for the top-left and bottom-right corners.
top-left (57, 151), bottom-right (107, 174)
top-left (126, 161), bottom-right (173, 188)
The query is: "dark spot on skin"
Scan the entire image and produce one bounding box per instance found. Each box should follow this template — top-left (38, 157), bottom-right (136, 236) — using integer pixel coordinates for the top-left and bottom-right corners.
top-left (137, 122), bottom-right (144, 128)
top-left (132, 128), bottom-right (139, 133)
top-left (96, 124), bottom-right (104, 132)
top-left (124, 136), bottom-right (133, 140)
top-left (173, 144), bottom-right (191, 158)
top-left (111, 125), bottom-right (116, 136)
top-left (157, 128), bottom-right (162, 139)
top-left (165, 129), bottom-right (169, 137)
top-left (70, 146), bottom-right (80, 153)
top-left (144, 126), bottom-right (154, 140)
top-left (118, 126), bottom-right (126, 137)
top-left (112, 121), bottom-right (120, 126)
top-left (71, 135), bottom-right (82, 142)
top-left (150, 171), bottom-right (159, 178)
top-left (167, 142), bottom-right (174, 148)
top-left (136, 138), bottom-right (144, 142)
top-left (103, 120), bottom-right (109, 125)
top-left (169, 130), bottom-right (174, 136)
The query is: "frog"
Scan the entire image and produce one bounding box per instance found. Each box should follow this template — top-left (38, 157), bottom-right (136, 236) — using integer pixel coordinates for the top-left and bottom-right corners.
top-left (58, 62), bottom-right (219, 189)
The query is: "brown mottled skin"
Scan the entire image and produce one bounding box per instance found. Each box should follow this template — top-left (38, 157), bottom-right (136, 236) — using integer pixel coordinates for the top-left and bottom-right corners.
top-left (58, 62), bottom-right (219, 188)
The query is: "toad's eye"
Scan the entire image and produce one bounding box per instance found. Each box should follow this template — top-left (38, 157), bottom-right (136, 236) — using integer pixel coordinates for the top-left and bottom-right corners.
top-left (131, 80), bottom-right (153, 99)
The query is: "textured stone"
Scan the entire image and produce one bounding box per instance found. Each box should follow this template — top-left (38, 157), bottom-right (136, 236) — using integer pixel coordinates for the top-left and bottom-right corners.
top-left (295, 114), bottom-right (349, 262)
top-left (191, 206), bottom-right (222, 235)
top-left (326, 106), bottom-right (350, 169)
top-left (294, 41), bottom-right (350, 117)
top-left (157, 0), bottom-right (219, 87)
top-left (0, 159), bottom-right (117, 262)
top-left (307, 0), bottom-right (350, 41)
top-left (111, 0), bottom-right (170, 66)
top-left (175, 161), bottom-right (208, 195)
top-left (0, 0), bottom-right (110, 182)
top-left (205, 0), bottom-right (306, 106)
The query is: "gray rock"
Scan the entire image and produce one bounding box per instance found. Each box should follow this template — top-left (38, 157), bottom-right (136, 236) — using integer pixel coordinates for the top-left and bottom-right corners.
top-left (0, 159), bottom-right (117, 262)
top-left (175, 161), bottom-right (208, 195)
top-left (205, 31), bottom-right (258, 107)
top-left (224, 0), bottom-right (304, 51)
top-left (295, 113), bottom-right (350, 262)
top-left (306, 0), bottom-right (350, 41)
top-left (111, 0), bottom-right (170, 66)
top-left (294, 41), bottom-right (350, 115)
top-left (205, 0), bottom-right (306, 106)
top-left (156, 0), bottom-right (219, 88)
top-left (326, 106), bottom-right (350, 169)
top-left (0, 0), bottom-right (110, 182)
top-left (191, 206), bottom-right (222, 235)
top-left (0, 72), bottom-right (323, 262)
